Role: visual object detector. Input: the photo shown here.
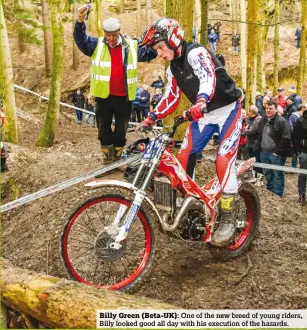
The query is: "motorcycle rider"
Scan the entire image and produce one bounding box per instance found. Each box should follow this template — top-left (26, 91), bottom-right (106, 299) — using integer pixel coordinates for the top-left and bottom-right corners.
top-left (137, 18), bottom-right (242, 247)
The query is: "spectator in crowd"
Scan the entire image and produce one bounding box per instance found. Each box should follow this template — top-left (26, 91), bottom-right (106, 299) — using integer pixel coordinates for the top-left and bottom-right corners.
top-left (264, 90), bottom-right (273, 97)
top-left (288, 87), bottom-right (302, 107)
top-left (260, 95), bottom-right (270, 116)
top-left (207, 23), bottom-right (212, 37)
top-left (151, 75), bottom-right (164, 91)
top-left (131, 84), bottom-right (143, 123)
top-left (295, 25), bottom-right (302, 48)
top-left (293, 104), bottom-right (307, 204)
top-left (213, 22), bottom-right (221, 39)
top-left (151, 88), bottom-right (163, 127)
top-left (131, 34), bottom-right (138, 41)
top-left (290, 104), bottom-right (307, 168)
top-left (151, 88), bottom-right (162, 110)
top-left (193, 25), bottom-right (198, 42)
top-left (232, 31), bottom-right (240, 56)
top-left (237, 109), bottom-right (249, 160)
top-left (72, 88), bottom-right (85, 125)
top-left (275, 87), bottom-right (287, 109)
top-left (284, 96), bottom-right (297, 120)
top-left (85, 94), bottom-right (96, 128)
top-left (255, 92), bottom-right (265, 117)
top-left (243, 105), bottom-right (262, 177)
top-left (254, 99), bottom-right (291, 197)
top-left (139, 84), bottom-right (150, 120)
top-left (74, 7), bottom-right (156, 163)
top-left (289, 103), bottom-right (306, 132)
top-left (0, 99), bottom-right (8, 172)
top-left (208, 29), bottom-right (219, 54)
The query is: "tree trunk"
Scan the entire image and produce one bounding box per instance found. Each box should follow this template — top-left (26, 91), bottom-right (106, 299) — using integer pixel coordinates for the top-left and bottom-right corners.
top-left (245, 0), bottom-right (258, 109)
top-left (120, 0), bottom-right (125, 13)
top-left (200, 0), bottom-right (208, 46)
top-left (273, 0), bottom-right (279, 95)
top-left (297, 0), bottom-right (307, 94)
top-left (72, 1), bottom-right (80, 70)
top-left (36, 0), bottom-right (65, 147)
top-left (0, 302), bottom-right (8, 329)
top-left (137, 0), bottom-right (141, 36)
top-left (0, 2), bottom-right (18, 144)
top-left (1, 259), bottom-right (177, 329)
top-left (256, 4), bottom-right (265, 91)
top-left (165, 0), bottom-right (193, 142)
top-left (240, 0), bottom-right (247, 89)
top-left (42, 0), bottom-right (52, 76)
top-left (229, 0), bottom-right (235, 34)
top-left (94, 0), bottom-right (102, 37)
top-left (147, 0), bottom-right (152, 25)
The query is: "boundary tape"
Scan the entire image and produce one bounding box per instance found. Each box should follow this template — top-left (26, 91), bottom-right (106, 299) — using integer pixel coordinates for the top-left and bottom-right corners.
top-left (14, 84), bottom-right (163, 130)
top-left (1, 154), bottom-right (141, 213)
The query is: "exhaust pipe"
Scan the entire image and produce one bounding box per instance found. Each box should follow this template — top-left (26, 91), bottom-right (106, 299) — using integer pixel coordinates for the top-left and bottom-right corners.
top-left (161, 196), bottom-right (203, 232)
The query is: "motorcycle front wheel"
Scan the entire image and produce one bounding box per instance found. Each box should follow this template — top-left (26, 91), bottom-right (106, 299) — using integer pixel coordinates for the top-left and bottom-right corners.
top-left (208, 182), bottom-right (260, 260)
top-left (55, 186), bottom-right (156, 293)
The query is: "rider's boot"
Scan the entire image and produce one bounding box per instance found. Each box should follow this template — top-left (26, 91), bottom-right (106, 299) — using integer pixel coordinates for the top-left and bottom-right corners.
top-left (211, 193), bottom-right (237, 247)
top-left (114, 146), bottom-right (124, 161)
top-left (101, 144), bottom-right (114, 165)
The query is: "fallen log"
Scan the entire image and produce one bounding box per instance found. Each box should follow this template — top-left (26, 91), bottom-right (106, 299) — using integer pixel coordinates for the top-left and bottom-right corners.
top-left (1, 259), bottom-right (177, 329)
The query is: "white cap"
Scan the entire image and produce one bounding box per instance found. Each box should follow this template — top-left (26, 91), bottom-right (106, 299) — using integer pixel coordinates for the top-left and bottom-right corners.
top-left (102, 18), bottom-right (121, 32)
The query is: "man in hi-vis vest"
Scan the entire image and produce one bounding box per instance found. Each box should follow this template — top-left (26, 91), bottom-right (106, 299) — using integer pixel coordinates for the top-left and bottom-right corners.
top-left (74, 5), bottom-right (156, 163)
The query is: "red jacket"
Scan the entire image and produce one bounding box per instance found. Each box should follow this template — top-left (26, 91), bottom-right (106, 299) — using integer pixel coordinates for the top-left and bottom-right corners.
top-left (276, 94), bottom-right (287, 109)
top-left (239, 120), bottom-right (247, 146)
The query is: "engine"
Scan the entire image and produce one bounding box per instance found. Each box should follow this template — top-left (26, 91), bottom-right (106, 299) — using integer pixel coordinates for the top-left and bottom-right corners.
top-left (177, 210), bottom-right (206, 241)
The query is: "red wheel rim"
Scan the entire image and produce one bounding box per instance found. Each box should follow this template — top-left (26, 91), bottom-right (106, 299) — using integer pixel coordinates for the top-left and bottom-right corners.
top-left (62, 197), bottom-right (153, 290)
top-left (227, 192), bottom-right (254, 251)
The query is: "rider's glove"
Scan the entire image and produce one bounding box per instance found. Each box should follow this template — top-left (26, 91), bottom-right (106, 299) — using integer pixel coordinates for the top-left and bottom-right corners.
top-left (136, 113), bottom-right (156, 133)
top-left (183, 99), bottom-right (206, 121)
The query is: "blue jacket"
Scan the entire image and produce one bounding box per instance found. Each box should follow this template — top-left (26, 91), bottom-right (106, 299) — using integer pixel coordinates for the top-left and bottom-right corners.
top-left (208, 32), bottom-right (219, 43)
top-left (74, 22), bottom-right (157, 62)
top-left (292, 94), bottom-right (302, 107)
top-left (138, 90), bottom-right (150, 108)
top-left (132, 87), bottom-right (143, 106)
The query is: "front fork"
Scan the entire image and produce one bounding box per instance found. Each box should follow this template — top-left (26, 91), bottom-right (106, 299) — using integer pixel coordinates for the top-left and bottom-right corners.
top-left (109, 190), bottom-right (147, 250)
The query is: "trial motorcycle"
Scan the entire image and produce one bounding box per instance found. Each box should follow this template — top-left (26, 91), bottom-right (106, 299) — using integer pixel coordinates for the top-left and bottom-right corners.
top-left (56, 116), bottom-right (260, 292)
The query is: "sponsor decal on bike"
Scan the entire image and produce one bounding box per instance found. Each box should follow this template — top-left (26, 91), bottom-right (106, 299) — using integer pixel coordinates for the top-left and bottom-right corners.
top-left (124, 203), bottom-right (140, 232)
top-left (218, 119), bottom-right (242, 157)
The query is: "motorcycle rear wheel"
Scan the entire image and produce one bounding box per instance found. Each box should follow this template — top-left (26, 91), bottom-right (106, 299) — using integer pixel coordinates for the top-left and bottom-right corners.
top-left (208, 182), bottom-right (260, 260)
top-left (53, 186), bottom-right (156, 293)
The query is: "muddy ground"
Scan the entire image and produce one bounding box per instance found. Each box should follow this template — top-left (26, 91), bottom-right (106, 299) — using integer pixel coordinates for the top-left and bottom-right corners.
top-left (2, 109), bottom-right (306, 314)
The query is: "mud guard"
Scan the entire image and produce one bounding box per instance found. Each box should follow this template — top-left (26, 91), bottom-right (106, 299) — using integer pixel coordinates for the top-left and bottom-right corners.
top-left (84, 179), bottom-right (164, 228)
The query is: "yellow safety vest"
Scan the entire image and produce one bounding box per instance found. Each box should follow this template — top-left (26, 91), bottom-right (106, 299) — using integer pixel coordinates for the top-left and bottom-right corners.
top-left (90, 37), bottom-right (138, 101)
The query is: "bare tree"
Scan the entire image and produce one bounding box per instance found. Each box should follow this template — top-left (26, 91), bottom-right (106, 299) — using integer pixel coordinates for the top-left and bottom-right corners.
top-left (147, 0), bottom-right (152, 25)
top-left (0, 2), bottom-right (18, 144)
top-left (36, 0), bottom-right (65, 147)
top-left (245, 0), bottom-right (258, 109)
top-left (72, 1), bottom-right (80, 70)
top-left (240, 0), bottom-right (247, 89)
top-left (164, 0), bottom-right (193, 141)
top-left (42, 0), bottom-right (52, 76)
top-left (120, 0), bottom-right (125, 14)
top-left (256, 3), bottom-right (265, 91)
top-left (137, 0), bottom-right (141, 36)
top-left (297, 0), bottom-right (307, 94)
top-left (273, 0), bottom-right (279, 95)
top-left (200, 0), bottom-right (208, 46)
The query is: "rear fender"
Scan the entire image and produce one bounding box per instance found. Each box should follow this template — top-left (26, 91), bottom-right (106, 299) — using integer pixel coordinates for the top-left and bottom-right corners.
top-left (84, 179), bottom-right (163, 230)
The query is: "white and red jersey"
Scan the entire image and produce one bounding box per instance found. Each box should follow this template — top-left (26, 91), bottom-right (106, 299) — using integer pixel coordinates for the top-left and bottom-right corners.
top-left (153, 45), bottom-right (217, 120)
